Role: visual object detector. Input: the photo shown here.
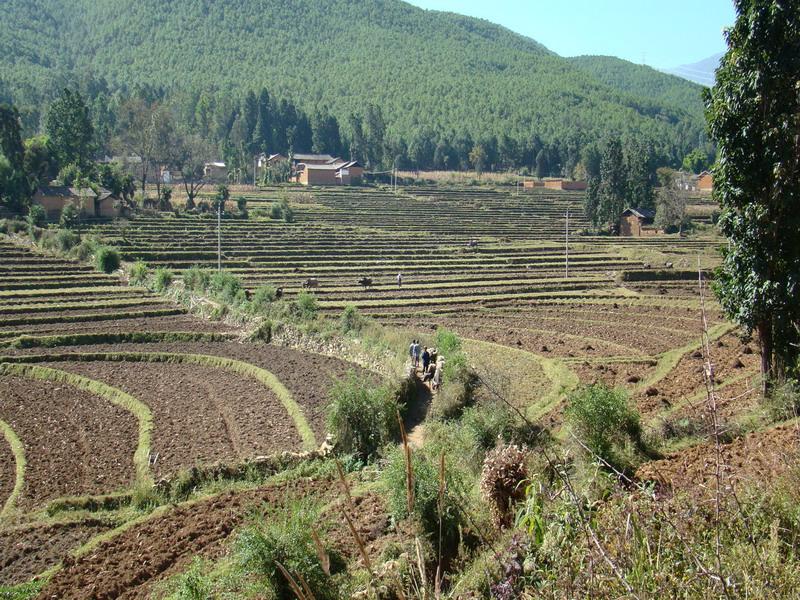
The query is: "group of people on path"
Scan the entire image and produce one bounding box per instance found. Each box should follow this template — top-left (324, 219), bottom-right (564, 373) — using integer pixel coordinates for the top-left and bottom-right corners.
top-left (409, 339), bottom-right (444, 391)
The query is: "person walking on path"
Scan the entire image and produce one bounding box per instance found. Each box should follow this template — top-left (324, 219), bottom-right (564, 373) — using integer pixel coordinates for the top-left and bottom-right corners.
top-left (397, 272), bottom-right (403, 288)
top-left (421, 346), bottom-right (431, 374)
top-left (413, 340), bottom-right (421, 368)
top-left (409, 340), bottom-right (416, 366)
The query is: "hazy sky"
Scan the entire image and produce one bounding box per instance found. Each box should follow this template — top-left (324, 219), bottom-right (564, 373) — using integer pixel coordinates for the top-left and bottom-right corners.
top-left (405, 0), bottom-right (736, 69)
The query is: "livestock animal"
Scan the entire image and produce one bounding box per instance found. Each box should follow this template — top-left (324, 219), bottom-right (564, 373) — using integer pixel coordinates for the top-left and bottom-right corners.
top-left (302, 278), bottom-right (319, 289)
top-left (358, 277), bottom-right (373, 290)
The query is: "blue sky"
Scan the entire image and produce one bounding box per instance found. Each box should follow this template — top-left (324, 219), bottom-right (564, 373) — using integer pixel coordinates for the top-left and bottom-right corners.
top-left (405, 0), bottom-right (736, 69)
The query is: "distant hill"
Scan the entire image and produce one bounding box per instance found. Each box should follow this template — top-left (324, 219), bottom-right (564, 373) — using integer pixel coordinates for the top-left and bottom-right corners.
top-left (568, 55), bottom-right (706, 119)
top-left (0, 0), bottom-right (706, 163)
top-left (663, 52), bottom-right (724, 87)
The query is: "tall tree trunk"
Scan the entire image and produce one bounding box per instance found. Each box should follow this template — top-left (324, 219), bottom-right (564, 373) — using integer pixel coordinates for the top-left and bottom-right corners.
top-left (757, 320), bottom-right (773, 395)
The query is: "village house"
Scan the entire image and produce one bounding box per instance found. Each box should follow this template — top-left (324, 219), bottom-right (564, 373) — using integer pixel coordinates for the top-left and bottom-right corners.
top-left (32, 186), bottom-right (122, 219)
top-left (257, 153), bottom-right (288, 169)
top-left (619, 208), bottom-right (657, 237)
top-left (290, 153), bottom-right (336, 167)
top-left (542, 178), bottom-right (588, 191)
top-left (697, 171), bottom-right (713, 192)
top-left (294, 160), bottom-right (364, 186)
top-left (203, 162), bottom-right (227, 181)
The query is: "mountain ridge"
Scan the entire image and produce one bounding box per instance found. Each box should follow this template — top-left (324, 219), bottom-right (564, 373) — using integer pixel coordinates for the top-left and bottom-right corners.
top-left (1, 0), bottom-right (706, 163)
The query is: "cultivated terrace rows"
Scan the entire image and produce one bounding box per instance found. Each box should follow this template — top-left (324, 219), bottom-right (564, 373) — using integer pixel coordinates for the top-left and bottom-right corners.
top-left (0, 235), bottom-right (376, 589)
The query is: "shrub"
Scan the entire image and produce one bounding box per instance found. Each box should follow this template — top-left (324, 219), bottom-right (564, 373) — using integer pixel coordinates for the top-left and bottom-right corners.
top-left (248, 320), bottom-right (272, 343)
top-left (27, 204), bottom-right (46, 232)
top-left (130, 260), bottom-right (149, 286)
top-left (762, 379), bottom-right (800, 422)
top-left (339, 304), bottom-right (367, 334)
top-left (382, 447), bottom-right (463, 550)
top-left (250, 207), bottom-right (270, 219)
top-left (251, 285), bottom-right (278, 311)
top-left (327, 370), bottom-right (399, 460)
top-left (94, 246), bottom-right (120, 273)
top-left (435, 328), bottom-right (462, 356)
top-left (72, 236), bottom-right (100, 261)
top-left (294, 291), bottom-right (318, 320)
top-left (182, 266), bottom-right (212, 292)
top-left (235, 502), bottom-right (339, 600)
top-left (152, 267), bottom-right (174, 292)
top-left (479, 444), bottom-right (528, 528)
top-left (565, 384), bottom-right (645, 472)
top-left (59, 202), bottom-right (79, 229)
top-left (209, 270), bottom-right (243, 304)
top-left (0, 218), bottom-right (26, 234)
top-left (270, 202), bottom-right (283, 219)
top-left (237, 196), bottom-right (247, 213)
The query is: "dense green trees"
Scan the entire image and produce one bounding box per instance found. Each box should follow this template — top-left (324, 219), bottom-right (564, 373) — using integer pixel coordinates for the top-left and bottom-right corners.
top-left (0, 0), bottom-right (708, 174)
top-left (0, 103), bottom-right (29, 211)
top-left (584, 138), bottom-right (657, 229)
top-left (705, 0), bottom-right (800, 386)
top-left (45, 89), bottom-right (94, 169)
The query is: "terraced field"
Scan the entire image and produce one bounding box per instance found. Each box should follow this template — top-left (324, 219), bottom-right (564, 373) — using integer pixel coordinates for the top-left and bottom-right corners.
top-left (2, 184), bottom-right (770, 597)
top-left (0, 238), bottom-right (375, 589)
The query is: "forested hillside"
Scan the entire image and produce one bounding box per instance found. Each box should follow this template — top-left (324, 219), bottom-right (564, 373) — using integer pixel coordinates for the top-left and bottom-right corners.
top-left (0, 0), bottom-right (708, 171)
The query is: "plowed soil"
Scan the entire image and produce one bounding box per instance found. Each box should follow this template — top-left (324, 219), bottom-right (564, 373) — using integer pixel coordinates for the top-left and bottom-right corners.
top-left (0, 376), bottom-right (138, 509)
top-left (34, 477), bottom-right (390, 600)
top-left (44, 361), bottom-right (303, 478)
top-left (0, 519), bottom-right (113, 585)
top-left (1, 314), bottom-right (237, 336)
top-left (13, 341), bottom-right (370, 441)
top-left (0, 434), bottom-right (14, 509)
top-left (637, 422), bottom-right (800, 502)
top-left (635, 333), bottom-right (760, 417)
top-left (570, 360), bottom-right (658, 389)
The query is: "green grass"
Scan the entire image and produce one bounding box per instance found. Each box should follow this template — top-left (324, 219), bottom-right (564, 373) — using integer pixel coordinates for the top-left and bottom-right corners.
top-left (0, 307), bottom-right (185, 327)
top-left (0, 417), bottom-right (26, 521)
top-left (0, 363), bottom-right (154, 486)
top-left (1, 352), bottom-right (316, 452)
top-left (2, 331), bottom-right (237, 349)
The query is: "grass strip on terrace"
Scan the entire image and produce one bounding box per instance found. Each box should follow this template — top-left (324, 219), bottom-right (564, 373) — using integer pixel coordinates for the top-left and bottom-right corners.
top-left (0, 286), bottom-right (146, 299)
top-left (0, 363), bottom-right (153, 487)
top-left (464, 338), bottom-right (579, 422)
top-left (0, 308), bottom-right (186, 327)
top-left (0, 298), bottom-right (168, 315)
top-left (0, 417), bottom-right (25, 521)
top-left (1, 352), bottom-right (317, 452)
top-left (317, 288), bottom-right (625, 310)
top-left (1, 331), bottom-right (238, 349)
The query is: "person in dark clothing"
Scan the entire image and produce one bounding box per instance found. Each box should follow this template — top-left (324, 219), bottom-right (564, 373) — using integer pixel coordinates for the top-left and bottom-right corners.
top-left (421, 347), bottom-right (431, 373)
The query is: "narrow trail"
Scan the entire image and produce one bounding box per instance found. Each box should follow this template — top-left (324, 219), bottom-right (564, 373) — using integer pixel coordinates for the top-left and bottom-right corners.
top-left (405, 372), bottom-right (432, 449)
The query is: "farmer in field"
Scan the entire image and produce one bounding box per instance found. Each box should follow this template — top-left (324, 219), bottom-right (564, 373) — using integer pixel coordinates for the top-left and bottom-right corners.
top-left (432, 359), bottom-right (443, 391)
top-left (397, 272), bottom-right (403, 287)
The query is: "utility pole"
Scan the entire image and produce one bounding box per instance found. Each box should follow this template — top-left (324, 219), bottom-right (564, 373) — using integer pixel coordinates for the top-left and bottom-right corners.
top-left (565, 208), bottom-right (570, 278)
top-left (253, 155), bottom-right (257, 187)
top-left (217, 199), bottom-right (222, 272)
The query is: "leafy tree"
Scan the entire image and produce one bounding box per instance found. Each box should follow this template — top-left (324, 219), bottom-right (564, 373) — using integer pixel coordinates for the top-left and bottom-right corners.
top-left (175, 133), bottom-right (212, 209)
top-left (705, 0), bottom-right (800, 386)
top-left (625, 140), bottom-right (655, 210)
top-left (682, 148), bottom-right (710, 173)
top-left (469, 144), bottom-right (487, 177)
top-left (534, 148), bottom-right (549, 178)
top-left (585, 138), bottom-right (627, 228)
top-left (311, 111), bottom-right (342, 156)
top-left (23, 136), bottom-right (57, 189)
top-left (59, 202), bottom-right (80, 229)
top-left (0, 103), bottom-right (30, 212)
top-left (654, 185), bottom-right (687, 234)
top-left (45, 89), bottom-right (95, 169)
